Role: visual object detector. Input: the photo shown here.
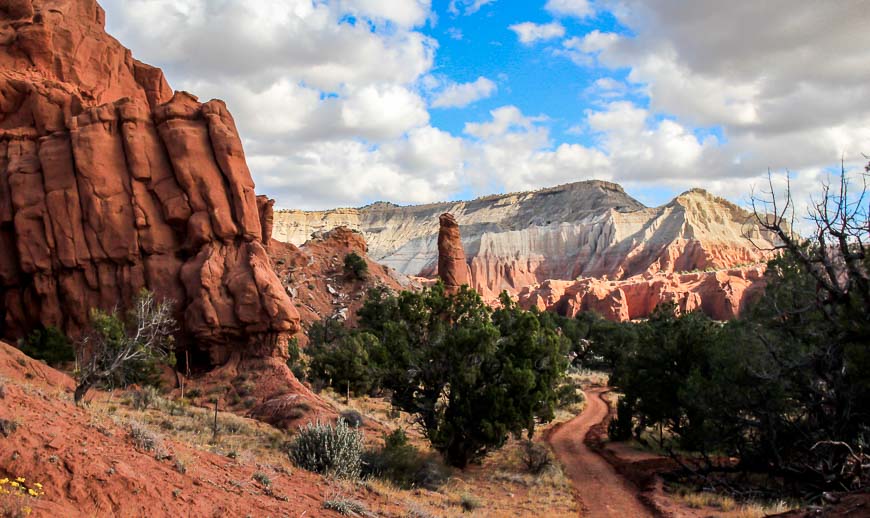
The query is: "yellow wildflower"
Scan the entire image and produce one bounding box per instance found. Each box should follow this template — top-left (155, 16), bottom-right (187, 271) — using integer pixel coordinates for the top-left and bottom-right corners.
top-left (35, 482), bottom-right (43, 489)
top-left (10, 481), bottom-right (19, 487)
top-left (16, 477), bottom-right (25, 482)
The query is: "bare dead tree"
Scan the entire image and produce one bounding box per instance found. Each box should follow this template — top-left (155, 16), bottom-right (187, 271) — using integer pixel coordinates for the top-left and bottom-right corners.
top-left (747, 160), bottom-right (870, 488)
top-left (749, 162), bottom-right (869, 314)
top-left (74, 291), bottom-right (177, 405)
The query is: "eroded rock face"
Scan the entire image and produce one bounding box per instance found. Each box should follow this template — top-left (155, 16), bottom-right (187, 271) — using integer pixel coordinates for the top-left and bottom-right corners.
top-left (272, 182), bottom-right (780, 299)
top-left (0, 0), bottom-right (298, 364)
top-left (517, 266), bottom-right (767, 322)
top-left (437, 213), bottom-right (470, 293)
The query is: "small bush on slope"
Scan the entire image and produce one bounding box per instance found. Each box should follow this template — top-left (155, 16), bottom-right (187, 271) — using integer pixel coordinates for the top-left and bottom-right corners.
top-left (287, 419), bottom-right (362, 479)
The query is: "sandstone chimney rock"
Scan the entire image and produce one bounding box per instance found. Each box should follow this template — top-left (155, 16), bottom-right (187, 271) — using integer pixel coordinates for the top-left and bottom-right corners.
top-left (437, 213), bottom-right (470, 294)
top-left (0, 0), bottom-right (299, 365)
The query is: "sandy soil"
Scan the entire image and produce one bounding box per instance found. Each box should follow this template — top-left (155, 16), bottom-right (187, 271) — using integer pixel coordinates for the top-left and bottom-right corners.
top-left (547, 387), bottom-right (654, 517)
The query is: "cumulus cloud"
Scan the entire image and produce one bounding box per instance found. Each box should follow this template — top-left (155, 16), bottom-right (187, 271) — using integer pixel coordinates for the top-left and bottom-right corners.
top-left (100, 0), bottom-right (870, 216)
top-left (566, 1), bottom-right (870, 174)
top-left (545, 0), bottom-right (594, 19)
top-left (462, 106), bottom-right (611, 192)
top-left (509, 22), bottom-right (566, 45)
top-left (431, 77), bottom-right (498, 108)
top-left (106, 0), bottom-right (436, 91)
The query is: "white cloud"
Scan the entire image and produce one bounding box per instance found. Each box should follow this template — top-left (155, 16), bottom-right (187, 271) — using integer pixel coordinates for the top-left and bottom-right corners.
top-left (105, 0), bottom-right (436, 92)
top-left (464, 106), bottom-right (544, 140)
top-left (509, 22), bottom-right (566, 45)
top-left (462, 107), bottom-right (611, 192)
top-left (431, 77), bottom-right (498, 108)
top-left (545, 0), bottom-right (594, 19)
top-left (339, 0), bottom-right (431, 27)
top-left (563, 1), bottom-right (870, 176)
top-left (99, 0), bottom-right (870, 217)
top-left (448, 0), bottom-right (497, 16)
top-left (446, 27), bottom-right (464, 40)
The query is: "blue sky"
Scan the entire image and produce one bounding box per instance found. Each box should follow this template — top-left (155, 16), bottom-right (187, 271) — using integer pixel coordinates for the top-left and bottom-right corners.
top-left (425, 2), bottom-right (637, 138)
top-left (103, 0), bottom-right (870, 212)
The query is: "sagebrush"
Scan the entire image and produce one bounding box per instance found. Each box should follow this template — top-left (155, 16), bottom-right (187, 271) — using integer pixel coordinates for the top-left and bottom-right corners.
top-left (287, 419), bottom-right (362, 479)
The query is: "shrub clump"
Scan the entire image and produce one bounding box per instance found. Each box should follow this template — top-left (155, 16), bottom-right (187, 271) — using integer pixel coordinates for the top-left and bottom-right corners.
top-left (128, 421), bottom-right (162, 453)
top-left (339, 410), bottom-right (364, 428)
top-left (0, 419), bottom-right (19, 438)
top-left (362, 429), bottom-right (448, 490)
top-left (343, 252), bottom-right (368, 281)
top-left (131, 386), bottom-right (160, 411)
top-left (287, 419), bottom-right (363, 479)
top-left (520, 440), bottom-right (554, 475)
top-left (18, 326), bottom-right (75, 366)
top-left (323, 496), bottom-right (368, 516)
top-left (252, 471), bottom-right (271, 487)
top-left (460, 494), bottom-right (482, 512)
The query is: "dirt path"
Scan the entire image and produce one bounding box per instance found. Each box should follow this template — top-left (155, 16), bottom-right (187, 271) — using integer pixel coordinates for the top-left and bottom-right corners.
top-left (547, 388), bottom-right (653, 517)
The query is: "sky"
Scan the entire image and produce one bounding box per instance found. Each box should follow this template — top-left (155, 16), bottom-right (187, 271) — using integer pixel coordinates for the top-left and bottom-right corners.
top-left (101, 0), bottom-right (870, 213)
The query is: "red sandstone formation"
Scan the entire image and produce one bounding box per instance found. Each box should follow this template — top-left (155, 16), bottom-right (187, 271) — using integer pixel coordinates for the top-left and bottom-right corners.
top-left (273, 183), bottom-right (780, 301)
top-left (0, 340), bottom-right (380, 517)
top-left (518, 265), bottom-right (767, 322)
top-left (0, 0), bottom-right (298, 365)
top-left (437, 213), bottom-right (471, 293)
top-left (268, 226), bottom-right (416, 342)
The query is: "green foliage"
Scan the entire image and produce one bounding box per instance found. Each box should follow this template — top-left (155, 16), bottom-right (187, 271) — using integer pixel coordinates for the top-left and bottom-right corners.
top-left (286, 337), bottom-right (306, 380)
top-left (460, 494), bottom-right (482, 512)
top-left (309, 283), bottom-right (569, 468)
top-left (343, 252), bottom-right (368, 280)
top-left (307, 323), bottom-right (383, 396)
top-left (86, 308), bottom-right (163, 388)
top-left (362, 429), bottom-right (448, 490)
top-left (594, 244), bottom-right (870, 489)
top-left (252, 471), bottom-right (271, 487)
top-left (19, 326), bottom-right (74, 366)
top-left (287, 419), bottom-right (363, 479)
top-left (75, 290), bottom-right (176, 404)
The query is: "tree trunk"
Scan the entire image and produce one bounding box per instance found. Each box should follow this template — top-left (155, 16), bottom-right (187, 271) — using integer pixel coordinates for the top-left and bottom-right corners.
top-left (74, 381), bottom-right (93, 406)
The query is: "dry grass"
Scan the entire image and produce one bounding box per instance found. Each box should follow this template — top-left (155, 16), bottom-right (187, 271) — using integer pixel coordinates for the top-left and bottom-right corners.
top-left (91, 388), bottom-right (293, 471)
top-left (314, 388), bottom-right (577, 517)
top-left (677, 490), bottom-right (795, 517)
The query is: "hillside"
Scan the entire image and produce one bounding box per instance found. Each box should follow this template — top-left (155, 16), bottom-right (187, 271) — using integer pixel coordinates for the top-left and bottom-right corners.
top-left (273, 181), bottom-right (778, 298)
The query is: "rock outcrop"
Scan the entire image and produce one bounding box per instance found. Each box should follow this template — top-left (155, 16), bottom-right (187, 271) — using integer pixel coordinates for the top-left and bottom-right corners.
top-left (268, 226), bottom-right (416, 340)
top-left (0, 0), bottom-right (298, 365)
top-left (272, 182), bottom-right (779, 299)
top-left (518, 266), bottom-right (767, 322)
top-left (437, 213), bottom-right (470, 293)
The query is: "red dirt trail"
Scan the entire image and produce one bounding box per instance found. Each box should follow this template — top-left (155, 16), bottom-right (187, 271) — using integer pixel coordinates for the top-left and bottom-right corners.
top-left (547, 388), bottom-right (653, 517)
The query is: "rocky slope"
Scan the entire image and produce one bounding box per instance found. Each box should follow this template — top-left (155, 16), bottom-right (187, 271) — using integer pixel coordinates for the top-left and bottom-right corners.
top-left (267, 226), bottom-right (418, 340)
top-left (518, 266), bottom-right (767, 322)
top-left (0, 340), bottom-right (385, 516)
top-left (273, 182), bottom-right (778, 299)
top-left (0, 0), bottom-right (297, 367)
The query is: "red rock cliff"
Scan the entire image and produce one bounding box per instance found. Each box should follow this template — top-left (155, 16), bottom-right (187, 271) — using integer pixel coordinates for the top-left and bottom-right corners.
top-left (0, 0), bottom-right (299, 365)
top-left (518, 266), bottom-right (767, 322)
top-left (437, 213), bottom-right (470, 293)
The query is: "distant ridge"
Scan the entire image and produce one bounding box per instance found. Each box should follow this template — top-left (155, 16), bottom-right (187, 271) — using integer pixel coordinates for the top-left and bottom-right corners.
top-left (272, 179), bottom-right (778, 297)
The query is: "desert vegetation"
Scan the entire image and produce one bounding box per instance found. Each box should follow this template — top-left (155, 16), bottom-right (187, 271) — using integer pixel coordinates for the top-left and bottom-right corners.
top-left (563, 169), bottom-right (870, 501)
top-left (304, 283), bottom-right (569, 467)
top-left (73, 290), bottom-right (177, 404)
